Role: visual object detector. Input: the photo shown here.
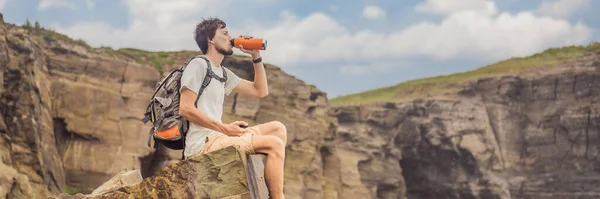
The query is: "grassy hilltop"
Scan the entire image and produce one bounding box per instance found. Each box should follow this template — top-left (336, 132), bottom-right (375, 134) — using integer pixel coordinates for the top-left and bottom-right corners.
top-left (329, 42), bottom-right (600, 106)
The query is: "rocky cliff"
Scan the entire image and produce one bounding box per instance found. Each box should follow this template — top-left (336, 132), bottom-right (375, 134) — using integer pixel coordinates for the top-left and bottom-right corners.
top-left (332, 50), bottom-right (600, 199)
top-left (0, 14), bottom-right (339, 199)
top-left (0, 14), bottom-right (160, 198)
top-left (2, 11), bottom-right (600, 199)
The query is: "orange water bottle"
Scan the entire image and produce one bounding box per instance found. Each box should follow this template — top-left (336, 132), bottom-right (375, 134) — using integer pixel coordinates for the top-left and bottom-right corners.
top-left (230, 36), bottom-right (267, 50)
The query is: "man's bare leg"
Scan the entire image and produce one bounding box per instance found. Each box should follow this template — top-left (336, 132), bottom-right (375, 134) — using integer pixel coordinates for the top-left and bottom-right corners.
top-left (254, 121), bottom-right (287, 145)
top-left (252, 135), bottom-right (286, 199)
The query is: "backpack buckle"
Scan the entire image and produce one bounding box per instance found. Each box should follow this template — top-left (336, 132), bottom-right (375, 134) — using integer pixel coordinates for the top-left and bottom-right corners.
top-left (141, 112), bottom-right (151, 124)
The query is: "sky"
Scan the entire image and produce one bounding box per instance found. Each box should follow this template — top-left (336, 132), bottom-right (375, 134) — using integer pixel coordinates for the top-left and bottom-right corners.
top-left (1, 0), bottom-right (599, 98)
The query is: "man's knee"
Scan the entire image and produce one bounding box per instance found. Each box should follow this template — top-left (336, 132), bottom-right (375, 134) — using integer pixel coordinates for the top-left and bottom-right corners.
top-left (271, 121), bottom-right (287, 138)
top-left (271, 121), bottom-right (287, 132)
top-left (266, 135), bottom-right (285, 158)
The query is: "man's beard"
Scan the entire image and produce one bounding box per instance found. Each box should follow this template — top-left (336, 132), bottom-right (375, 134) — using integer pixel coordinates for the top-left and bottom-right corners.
top-left (216, 45), bottom-right (233, 55)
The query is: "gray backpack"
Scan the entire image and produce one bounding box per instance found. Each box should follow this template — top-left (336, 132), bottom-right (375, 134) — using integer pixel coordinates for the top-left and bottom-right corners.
top-left (141, 55), bottom-right (227, 159)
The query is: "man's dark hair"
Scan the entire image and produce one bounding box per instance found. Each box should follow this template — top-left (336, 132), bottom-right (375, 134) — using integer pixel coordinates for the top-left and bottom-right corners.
top-left (194, 17), bottom-right (227, 54)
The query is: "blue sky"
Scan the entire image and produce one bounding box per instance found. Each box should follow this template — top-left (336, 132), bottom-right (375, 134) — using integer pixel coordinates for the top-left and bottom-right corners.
top-left (1, 0), bottom-right (599, 98)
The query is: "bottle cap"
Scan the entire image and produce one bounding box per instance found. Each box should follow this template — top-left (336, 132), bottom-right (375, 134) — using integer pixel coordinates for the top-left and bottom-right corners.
top-left (262, 39), bottom-right (267, 50)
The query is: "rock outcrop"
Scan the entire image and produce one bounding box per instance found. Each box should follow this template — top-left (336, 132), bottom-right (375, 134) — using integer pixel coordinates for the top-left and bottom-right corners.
top-left (0, 13), bottom-right (163, 197)
top-left (331, 51), bottom-right (600, 199)
top-left (50, 146), bottom-right (269, 199)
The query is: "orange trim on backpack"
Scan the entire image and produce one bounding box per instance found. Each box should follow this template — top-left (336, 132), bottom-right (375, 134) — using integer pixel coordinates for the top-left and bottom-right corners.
top-left (155, 125), bottom-right (180, 139)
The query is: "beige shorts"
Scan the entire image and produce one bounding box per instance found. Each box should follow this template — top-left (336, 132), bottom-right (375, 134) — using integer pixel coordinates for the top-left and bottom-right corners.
top-left (188, 126), bottom-right (262, 159)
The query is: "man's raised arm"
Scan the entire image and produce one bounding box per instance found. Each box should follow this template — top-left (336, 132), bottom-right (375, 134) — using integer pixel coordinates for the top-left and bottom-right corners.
top-left (232, 46), bottom-right (268, 98)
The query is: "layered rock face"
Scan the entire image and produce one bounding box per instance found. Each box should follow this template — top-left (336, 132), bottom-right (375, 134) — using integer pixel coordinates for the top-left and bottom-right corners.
top-left (334, 98), bottom-right (506, 199)
top-left (0, 14), bottom-right (160, 197)
top-left (332, 52), bottom-right (600, 199)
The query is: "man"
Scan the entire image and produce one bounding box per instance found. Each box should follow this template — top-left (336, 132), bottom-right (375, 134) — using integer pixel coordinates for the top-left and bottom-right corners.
top-left (177, 17), bottom-right (287, 199)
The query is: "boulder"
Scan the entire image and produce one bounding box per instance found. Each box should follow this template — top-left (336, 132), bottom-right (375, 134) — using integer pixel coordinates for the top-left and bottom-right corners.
top-left (48, 146), bottom-right (269, 199)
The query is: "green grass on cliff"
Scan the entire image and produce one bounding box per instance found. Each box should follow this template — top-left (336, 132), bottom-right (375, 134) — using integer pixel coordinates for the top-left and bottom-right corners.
top-left (116, 48), bottom-right (176, 74)
top-left (329, 42), bottom-right (600, 106)
top-left (61, 186), bottom-right (79, 195)
top-left (21, 21), bottom-right (173, 73)
top-left (21, 19), bottom-right (92, 49)
top-left (18, 21), bottom-right (184, 74)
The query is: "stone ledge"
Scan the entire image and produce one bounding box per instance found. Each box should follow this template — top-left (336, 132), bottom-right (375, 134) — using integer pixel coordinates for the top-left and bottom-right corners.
top-left (49, 146), bottom-right (268, 199)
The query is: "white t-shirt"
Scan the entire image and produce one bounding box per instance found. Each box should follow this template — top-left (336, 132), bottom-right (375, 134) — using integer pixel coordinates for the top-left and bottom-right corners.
top-left (179, 56), bottom-right (241, 157)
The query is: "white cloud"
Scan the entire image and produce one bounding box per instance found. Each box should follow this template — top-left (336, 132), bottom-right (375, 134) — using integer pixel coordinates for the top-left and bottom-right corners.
top-left (243, 5), bottom-right (592, 67)
top-left (362, 5), bottom-right (386, 19)
top-left (38, 0), bottom-right (76, 11)
top-left (53, 0), bottom-right (233, 51)
top-left (53, 0), bottom-right (594, 75)
top-left (537, 0), bottom-right (590, 18)
top-left (124, 0), bottom-right (228, 29)
top-left (415, 0), bottom-right (496, 15)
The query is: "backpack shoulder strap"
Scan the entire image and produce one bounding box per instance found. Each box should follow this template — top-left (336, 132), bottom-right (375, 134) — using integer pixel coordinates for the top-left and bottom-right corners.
top-left (188, 55), bottom-right (229, 107)
top-left (222, 66), bottom-right (228, 81)
top-left (195, 56), bottom-right (227, 83)
top-left (194, 57), bottom-right (213, 108)
top-left (180, 55), bottom-right (203, 71)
